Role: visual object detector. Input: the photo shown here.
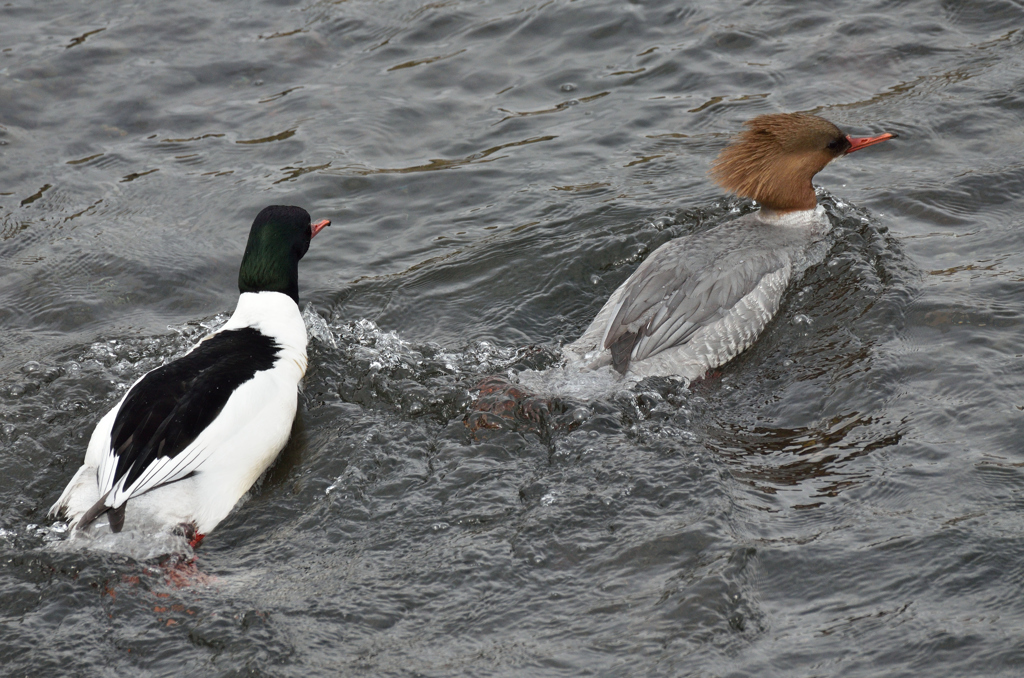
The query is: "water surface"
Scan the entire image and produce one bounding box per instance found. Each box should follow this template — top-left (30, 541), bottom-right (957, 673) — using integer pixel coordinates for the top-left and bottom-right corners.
top-left (3, 0), bottom-right (1024, 675)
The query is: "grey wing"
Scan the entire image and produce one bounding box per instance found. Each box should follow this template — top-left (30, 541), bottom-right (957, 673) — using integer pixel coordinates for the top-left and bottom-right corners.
top-left (601, 240), bottom-right (791, 373)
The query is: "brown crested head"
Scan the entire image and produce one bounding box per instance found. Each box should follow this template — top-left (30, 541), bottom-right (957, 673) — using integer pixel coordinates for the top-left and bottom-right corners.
top-left (710, 112), bottom-right (896, 213)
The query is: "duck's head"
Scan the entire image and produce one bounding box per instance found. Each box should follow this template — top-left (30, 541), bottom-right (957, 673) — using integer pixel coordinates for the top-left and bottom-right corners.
top-left (238, 205), bottom-right (330, 304)
top-left (710, 112), bottom-right (896, 213)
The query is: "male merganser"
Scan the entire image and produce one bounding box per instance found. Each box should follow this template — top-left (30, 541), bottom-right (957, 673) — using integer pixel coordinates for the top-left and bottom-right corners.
top-left (563, 112), bottom-right (896, 381)
top-left (50, 205), bottom-right (330, 544)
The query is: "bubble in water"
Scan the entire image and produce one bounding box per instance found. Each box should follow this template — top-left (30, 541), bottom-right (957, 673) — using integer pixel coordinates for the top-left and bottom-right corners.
top-left (560, 83), bottom-right (577, 92)
top-left (650, 216), bottom-right (674, 231)
top-left (40, 522), bottom-right (68, 543)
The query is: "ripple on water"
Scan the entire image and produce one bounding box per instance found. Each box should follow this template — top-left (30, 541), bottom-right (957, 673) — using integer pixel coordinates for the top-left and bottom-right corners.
top-left (6, 0), bottom-right (1024, 674)
top-left (1, 189), bottom-right (921, 678)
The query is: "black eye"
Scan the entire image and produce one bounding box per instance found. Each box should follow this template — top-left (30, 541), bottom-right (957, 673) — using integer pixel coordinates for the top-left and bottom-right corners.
top-left (826, 138), bottom-right (844, 151)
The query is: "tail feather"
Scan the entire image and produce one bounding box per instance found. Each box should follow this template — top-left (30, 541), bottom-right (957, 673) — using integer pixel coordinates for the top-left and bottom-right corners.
top-left (48, 464), bottom-right (94, 522)
top-left (77, 490), bottom-right (115, 532)
top-left (608, 330), bottom-right (642, 375)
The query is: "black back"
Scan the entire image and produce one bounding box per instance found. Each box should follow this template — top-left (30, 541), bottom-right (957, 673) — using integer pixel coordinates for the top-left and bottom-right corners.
top-left (107, 327), bottom-right (281, 494)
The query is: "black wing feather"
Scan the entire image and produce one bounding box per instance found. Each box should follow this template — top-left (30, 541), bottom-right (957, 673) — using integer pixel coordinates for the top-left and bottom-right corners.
top-left (107, 327), bottom-right (280, 497)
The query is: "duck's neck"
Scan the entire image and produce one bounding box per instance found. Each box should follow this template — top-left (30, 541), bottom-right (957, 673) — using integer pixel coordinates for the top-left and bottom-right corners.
top-left (756, 204), bottom-right (828, 230)
top-left (750, 152), bottom-right (823, 212)
top-left (222, 291), bottom-right (307, 350)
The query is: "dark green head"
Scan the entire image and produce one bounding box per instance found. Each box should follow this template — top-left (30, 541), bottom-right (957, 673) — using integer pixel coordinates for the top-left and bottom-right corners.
top-left (237, 205), bottom-right (330, 304)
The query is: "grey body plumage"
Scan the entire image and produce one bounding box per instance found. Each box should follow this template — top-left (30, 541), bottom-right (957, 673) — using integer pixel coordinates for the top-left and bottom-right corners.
top-left (564, 208), bottom-right (832, 381)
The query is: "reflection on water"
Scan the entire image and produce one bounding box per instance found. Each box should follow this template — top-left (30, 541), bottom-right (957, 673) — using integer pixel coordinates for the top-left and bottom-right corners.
top-left (706, 412), bottom-right (904, 502)
top-left (4, 0), bottom-right (1024, 675)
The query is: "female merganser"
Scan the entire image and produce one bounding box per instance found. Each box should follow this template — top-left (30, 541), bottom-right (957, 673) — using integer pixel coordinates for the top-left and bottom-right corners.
top-left (50, 205), bottom-right (330, 544)
top-left (563, 112), bottom-right (896, 381)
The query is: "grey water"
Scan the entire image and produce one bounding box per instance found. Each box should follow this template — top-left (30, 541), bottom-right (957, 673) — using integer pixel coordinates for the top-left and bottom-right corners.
top-left (2, 0), bottom-right (1024, 675)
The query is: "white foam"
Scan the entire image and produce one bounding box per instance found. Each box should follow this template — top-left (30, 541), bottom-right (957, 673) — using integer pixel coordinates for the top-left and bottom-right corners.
top-left (302, 303), bottom-right (337, 348)
top-left (50, 521), bottom-right (194, 560)
top-left (517, 360), bottom-right (656, 401)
